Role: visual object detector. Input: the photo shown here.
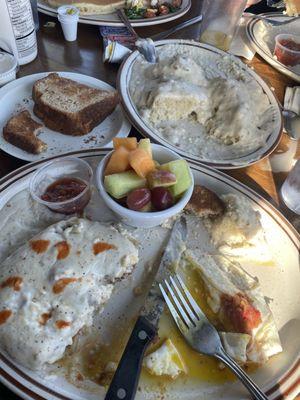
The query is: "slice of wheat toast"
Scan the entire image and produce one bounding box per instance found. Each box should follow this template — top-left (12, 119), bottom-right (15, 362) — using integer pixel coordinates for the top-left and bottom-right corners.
top-left (32, 73), bottom-right (119, 136)
top-left (3, 110), bottom-right (47, 154)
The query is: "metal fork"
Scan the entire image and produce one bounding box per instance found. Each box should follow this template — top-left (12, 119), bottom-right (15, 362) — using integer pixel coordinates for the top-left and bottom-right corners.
top-left (117, 9), bottom-right (157, 63)
top-left (160, 274), bottom-right (269, 400)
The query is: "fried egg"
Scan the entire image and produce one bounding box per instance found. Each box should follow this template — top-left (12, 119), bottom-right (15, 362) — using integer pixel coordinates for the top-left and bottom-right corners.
top-left (206, 193), bottom-right (275, 266)
top-left (183, 251), bottom-right (282, 364)
top-left (0, 218), bottom-right (138, 369)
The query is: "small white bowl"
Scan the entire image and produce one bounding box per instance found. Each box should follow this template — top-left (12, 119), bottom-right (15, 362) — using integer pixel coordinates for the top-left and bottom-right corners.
top-left (0, 52), bottom-right (18, 87)
top-left (96, 144), bottom-right (194, 228)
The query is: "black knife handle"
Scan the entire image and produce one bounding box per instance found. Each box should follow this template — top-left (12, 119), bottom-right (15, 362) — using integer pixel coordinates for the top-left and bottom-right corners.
top-left (104, 316), bottom-right (157, 400)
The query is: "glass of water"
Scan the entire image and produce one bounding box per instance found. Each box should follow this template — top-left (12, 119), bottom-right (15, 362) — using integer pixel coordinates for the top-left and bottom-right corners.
top-left (199, 0), bottom-right (247, 51)
top-left (281, 159), bottom-right (300, 214)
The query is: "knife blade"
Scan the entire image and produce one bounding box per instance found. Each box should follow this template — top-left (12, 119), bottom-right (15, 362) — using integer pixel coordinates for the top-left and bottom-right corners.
top-left (150, 15), bottom-right (203, 42)
top-left (140, 216), bottom-right (187, 327)
top-left (105, 216), bottom-right (187, 400)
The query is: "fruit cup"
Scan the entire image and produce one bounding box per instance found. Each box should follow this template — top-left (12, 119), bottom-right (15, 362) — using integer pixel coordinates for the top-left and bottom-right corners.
top-left (96, 144), bottom-right (194, 228)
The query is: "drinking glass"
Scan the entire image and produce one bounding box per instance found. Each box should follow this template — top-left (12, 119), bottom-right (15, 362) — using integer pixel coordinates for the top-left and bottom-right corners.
top-left (281, 159), bottom-right (300, 214)
top-left (199, 0), bottom-right (247, 51)
top-left (30, 0), bottom-right (40, 31)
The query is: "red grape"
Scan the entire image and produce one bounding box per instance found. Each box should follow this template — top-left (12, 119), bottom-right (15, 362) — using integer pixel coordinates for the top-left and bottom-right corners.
top-left (151, 187), bottom-right (174, 211)
top-left (127, 188), bottom-right (151, 211)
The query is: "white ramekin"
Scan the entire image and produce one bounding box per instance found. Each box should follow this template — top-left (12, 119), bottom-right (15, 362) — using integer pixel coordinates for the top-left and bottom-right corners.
top-left (0, 52), bottom-right (18, 87)
top-left (96, 144), bottom-right (194, 228)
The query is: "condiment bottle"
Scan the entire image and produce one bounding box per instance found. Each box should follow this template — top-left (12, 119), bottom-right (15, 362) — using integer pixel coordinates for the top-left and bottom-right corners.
top-left (0, 0), bottom-right (38, 65)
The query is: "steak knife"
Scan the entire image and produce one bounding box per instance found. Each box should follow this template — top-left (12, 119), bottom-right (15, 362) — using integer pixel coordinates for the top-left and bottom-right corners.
top-left (104, 216), bottom-right (188, 400)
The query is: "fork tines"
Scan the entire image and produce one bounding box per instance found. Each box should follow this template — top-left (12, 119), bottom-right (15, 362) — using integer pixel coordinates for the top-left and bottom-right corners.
top-left (159, 274), bottom-right (208, 333)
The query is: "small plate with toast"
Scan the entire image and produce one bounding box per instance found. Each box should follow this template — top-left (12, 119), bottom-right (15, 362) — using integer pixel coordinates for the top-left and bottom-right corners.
top-left (0, 71), bottom-right (131, 162)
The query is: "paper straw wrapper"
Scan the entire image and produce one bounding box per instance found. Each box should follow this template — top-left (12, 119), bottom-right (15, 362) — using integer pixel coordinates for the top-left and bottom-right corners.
top-left (104, 40), bottom-right (132, 63)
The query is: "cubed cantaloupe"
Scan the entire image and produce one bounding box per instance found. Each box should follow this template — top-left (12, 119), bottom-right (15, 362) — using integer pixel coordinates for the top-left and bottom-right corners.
top-left (113, 137), bottom-right (138, 151)
top-left (104, 146), bottom-right (130, 176)
top-left (129, 148), bottom-right (156, 178)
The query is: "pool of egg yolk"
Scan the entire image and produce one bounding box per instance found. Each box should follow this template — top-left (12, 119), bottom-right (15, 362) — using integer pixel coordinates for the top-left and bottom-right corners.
top-left (59, 268), bottom-right (249, 391)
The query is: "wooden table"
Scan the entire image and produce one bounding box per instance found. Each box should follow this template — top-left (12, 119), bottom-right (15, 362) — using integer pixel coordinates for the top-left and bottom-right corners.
top-left (0, 1), bottom-right (299, 399)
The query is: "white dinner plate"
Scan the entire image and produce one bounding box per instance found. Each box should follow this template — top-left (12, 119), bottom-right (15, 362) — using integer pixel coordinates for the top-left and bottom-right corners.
top-left (0, 72), bottom-right (131, 162)
top-left (118, 39), bottom-right (283, 170)
top-left (0, 149), bottom-right (299, 400)
top-left (37, 0), bottom-right (191, 27)
top-left (246, 12), bottom-right (300, 83)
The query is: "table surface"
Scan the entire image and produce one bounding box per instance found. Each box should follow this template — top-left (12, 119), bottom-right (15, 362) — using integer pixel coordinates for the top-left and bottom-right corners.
top-left (0, 1), bottom-right (299, 399)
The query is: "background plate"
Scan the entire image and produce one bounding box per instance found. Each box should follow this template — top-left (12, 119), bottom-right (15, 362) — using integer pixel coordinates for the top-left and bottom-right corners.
top-left (37, 0), bottom-right (191, 27)
top-left (246, 12), bottom-right (300, 83)
top-left (0, 149), bottom-right (299, 400)
top-left (118, 40), bottom-right (283, 170)
top-left (0, 72), bottom-right (131, 162)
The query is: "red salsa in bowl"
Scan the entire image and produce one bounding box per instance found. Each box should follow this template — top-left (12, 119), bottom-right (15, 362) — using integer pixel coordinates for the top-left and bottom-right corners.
top-left (274, 34), bottom-right (300, 67)
top-left (41, 178), bottom-right (87, 203)
top-left (30, 157), bottom-right (93, 214)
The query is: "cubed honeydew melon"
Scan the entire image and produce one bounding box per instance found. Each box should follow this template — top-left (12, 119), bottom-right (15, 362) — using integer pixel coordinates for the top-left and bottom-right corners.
top-left (138, 138), bottom-right (152, 158)
top-left (104, 171), bottom-right (146, 199)
top-left (160, 159), bottom-right (192, 198)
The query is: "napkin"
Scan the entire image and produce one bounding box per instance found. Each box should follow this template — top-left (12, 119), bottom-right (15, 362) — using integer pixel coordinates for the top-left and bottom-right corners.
top-left (229, 13), bottom-right (256, 61)
top-left (284, 86), bottom-right (300, 115)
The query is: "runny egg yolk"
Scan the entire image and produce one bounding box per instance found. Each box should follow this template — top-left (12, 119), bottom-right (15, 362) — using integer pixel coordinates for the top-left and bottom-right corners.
top-left (60, 268), bottom-right (262, 390)
top-left (142, 268), bottom-right (234, 385)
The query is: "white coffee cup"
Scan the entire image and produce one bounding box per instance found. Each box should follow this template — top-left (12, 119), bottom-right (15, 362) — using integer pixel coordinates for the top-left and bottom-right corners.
top-left (57, 5), bottom-right (79, 42)
top-left (57, 5), bottom-right (80, 19)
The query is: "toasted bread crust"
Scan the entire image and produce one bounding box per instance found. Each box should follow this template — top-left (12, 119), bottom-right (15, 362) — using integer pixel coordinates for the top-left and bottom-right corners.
top-left (185, 185), bottom-right (225, 218)
top-left (3, 111), bottom-right (46, 154)
top-left (32, 73), bottom-right (119, 136)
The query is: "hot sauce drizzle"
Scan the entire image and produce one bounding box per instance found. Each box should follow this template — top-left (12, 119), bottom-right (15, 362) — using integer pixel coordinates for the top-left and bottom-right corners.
top-left (56, 320), bottom-right (71, 329)
top-left (30, 239), bottom-right (50, 254)
top-left (1, 276), bottom-right (23, 291)
top-left (55, 241), bottom-right (70, 260)
top-left (39, 312), bottom-right (52, 326)
top-left (0, 310), bottom-right (12, 325)
top-left (93, 242), bottom-right (117, 255)
top-left (53, 278), bottom-right (78, 294)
